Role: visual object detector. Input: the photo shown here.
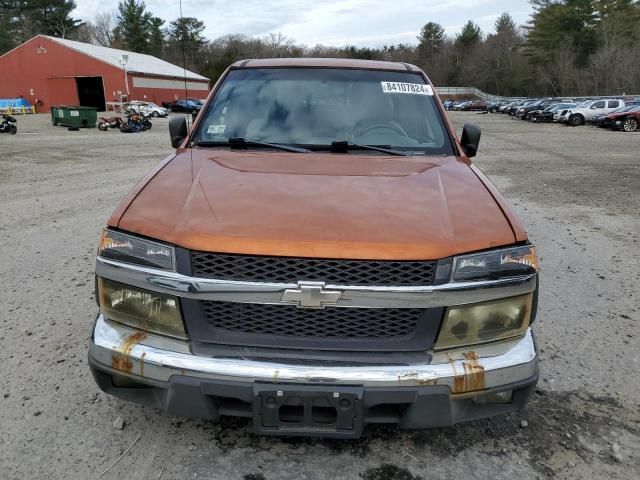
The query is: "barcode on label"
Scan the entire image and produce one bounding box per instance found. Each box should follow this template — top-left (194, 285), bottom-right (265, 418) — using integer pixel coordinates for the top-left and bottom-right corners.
top-left (381, 82), bottom-right (433, 95)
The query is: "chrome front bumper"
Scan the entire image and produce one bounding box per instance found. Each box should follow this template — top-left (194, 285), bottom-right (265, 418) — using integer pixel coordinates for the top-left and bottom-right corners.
top-left (89, 314), bottom-right (537, 394)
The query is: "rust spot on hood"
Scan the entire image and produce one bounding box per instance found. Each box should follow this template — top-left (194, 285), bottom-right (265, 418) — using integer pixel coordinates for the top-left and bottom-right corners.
top-left (452, 351), bottom-right (485, 394)
top-left (111, 331), bottom-right (147, 373)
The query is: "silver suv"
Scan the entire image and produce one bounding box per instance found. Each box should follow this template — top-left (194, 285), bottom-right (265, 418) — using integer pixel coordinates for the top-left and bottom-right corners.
top-left (562, 98), bottom-right (625, 126)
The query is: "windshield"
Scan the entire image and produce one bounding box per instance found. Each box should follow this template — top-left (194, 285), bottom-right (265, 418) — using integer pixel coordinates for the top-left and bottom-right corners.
top-left (194, 68), bottom-right (453, 154)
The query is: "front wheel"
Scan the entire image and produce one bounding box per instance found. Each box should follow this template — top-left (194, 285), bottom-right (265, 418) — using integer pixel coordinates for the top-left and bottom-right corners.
top-left (622, 117), bottom-right (638, 132)
top-left (569, 114), bottom-right (584, 126)
top-left (98, 122), bottom-right (108, 131)
top-left (9, 124), bottom-right (17, 135)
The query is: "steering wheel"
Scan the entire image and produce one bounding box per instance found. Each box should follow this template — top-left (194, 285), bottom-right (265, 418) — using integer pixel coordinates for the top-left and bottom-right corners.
top-left (354, 122), bottom-right (409, 138)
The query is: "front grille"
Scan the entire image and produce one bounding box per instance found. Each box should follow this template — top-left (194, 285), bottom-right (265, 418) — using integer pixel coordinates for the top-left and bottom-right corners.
top-left (191, 252), bottom-right (436, 286)
top-left (201, 301), bottom-right (421, 339)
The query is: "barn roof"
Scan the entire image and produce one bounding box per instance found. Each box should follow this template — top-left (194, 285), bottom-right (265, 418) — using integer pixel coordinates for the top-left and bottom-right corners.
top-left (43, 35), bottom-right (208, 81)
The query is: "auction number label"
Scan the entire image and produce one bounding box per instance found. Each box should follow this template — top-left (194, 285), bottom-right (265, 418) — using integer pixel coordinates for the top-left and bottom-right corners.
top-left (207, 124), bottom-right (226, 135)
top-left (381, 82), bottom-right (433, 95)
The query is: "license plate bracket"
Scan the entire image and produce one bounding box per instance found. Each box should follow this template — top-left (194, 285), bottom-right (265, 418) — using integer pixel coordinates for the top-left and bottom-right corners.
top-left (253, 384), bottom-right (364, 437)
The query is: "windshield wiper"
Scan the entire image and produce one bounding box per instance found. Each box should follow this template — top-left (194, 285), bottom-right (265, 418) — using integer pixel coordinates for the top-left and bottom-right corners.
top-left (193, 137), bottom-right (310, 153)
top-left (329, 140), bottom-right (410, 156)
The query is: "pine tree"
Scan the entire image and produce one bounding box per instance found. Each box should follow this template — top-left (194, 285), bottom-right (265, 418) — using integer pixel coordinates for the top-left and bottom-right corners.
top-left (115, 0), bottom-right (152, 53)
top-left (148, 16), bottom-right (164, 57)
top-left (455, 21), bottom-right (482, 49)
top-left (28, 0), bottom-right (82, 38)
top-left (0, 1), bottom-right (18, 53)
top-left (417, 22), bottom-right (446, 57)
top-left (167, 17), bottom-right (206, 69)
top-left (0, 0), bottom-right (82, 53)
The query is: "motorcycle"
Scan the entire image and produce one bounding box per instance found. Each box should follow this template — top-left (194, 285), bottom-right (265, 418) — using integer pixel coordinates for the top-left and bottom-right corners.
top-left (0, 114), bottom-right (17, 135)
top-left (98, 116), bottom-right (124, 131)
top-left (120, 110), bottom-right (152, 133)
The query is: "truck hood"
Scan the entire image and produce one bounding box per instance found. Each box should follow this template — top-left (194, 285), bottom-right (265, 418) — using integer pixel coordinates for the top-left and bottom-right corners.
top-left (113, 149), bottom-right (517, 259)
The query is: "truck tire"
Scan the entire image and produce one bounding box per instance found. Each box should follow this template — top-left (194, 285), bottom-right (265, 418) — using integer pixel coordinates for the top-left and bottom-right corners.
top-left (569, 114), bottom-right (584, 126)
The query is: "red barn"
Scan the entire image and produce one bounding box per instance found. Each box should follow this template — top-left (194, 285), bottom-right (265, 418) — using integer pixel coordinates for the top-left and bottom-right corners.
top-left (0, 35), bottom-right (210, 112)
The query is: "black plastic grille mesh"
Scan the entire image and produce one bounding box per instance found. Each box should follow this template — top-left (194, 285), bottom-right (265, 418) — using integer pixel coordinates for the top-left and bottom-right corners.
top-left (191, 252), bottom-right (436, 286)
top-left (201, 301), bottom-right (421, 338)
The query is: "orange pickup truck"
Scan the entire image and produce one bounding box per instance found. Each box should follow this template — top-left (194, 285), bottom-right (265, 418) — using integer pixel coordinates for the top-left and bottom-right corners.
top-left (89, 58), bottom-right (539, 438)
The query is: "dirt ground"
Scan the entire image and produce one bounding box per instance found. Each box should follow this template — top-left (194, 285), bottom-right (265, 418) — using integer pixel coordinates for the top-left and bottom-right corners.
top-left (0, 112), bottom-right (638, 480)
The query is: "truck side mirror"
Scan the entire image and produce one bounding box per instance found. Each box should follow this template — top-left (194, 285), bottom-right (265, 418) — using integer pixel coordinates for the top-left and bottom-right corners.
top-left (460, 123), bottom-right (481, 158)
top-left (169, 116), bottom-right (188, 148)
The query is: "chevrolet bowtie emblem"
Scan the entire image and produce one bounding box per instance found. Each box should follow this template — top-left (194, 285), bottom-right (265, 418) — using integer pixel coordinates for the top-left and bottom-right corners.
top-left (281, 281), bottom-right (342, 309)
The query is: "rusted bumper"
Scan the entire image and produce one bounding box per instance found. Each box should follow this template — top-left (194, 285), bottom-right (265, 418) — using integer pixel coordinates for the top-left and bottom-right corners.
top-left (89, 315), bottom-right (538, 433)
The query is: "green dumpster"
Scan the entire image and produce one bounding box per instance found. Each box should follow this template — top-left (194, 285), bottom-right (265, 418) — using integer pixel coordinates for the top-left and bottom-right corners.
top-left (51, 106), bottom-right (97, 128)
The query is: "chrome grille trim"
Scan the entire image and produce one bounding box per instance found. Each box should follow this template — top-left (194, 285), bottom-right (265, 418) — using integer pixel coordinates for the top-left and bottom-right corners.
top-left (96, 256), bottom-right (537, 309)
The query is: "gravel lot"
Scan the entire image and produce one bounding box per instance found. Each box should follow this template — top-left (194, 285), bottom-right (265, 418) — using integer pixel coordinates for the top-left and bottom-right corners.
top-left (0, 112), bottom-right (638, 480)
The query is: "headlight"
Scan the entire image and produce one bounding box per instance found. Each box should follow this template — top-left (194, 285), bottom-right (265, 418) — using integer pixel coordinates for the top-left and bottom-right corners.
top-left (98, 278), bottom-right (187, 339)
top-left (99, 229), bottom-right (175, 270)
top-left (435, 293), bottom-right (533, 350)
top-left (452, 245), bottom-right (537, 282)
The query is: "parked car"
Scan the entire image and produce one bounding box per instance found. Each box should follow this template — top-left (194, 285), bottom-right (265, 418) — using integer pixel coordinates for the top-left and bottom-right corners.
top-left (452, 100), bottom-right (471, 110)
top-left (459, 100), bottom-right (489, 111)
top-left (590, 102), bottom-right (640, 127)
top-left (514, 100), bottom-right (539, 118)
top-left (443, 100), bottom-right (455, 110)
top-left (604, 104), bottom-right (640, 132)
top-left (487, 101), bottom-right (508, 113)
top-left (89, 58), bottom-right (540, 438)
top-left (163, 99), bottom-right (203, 113)
top-left (525, 102), bottom-right (556, 122)
top-left (126, 101), bottom-right (168, 117)
top-left (518, 100), bottom-right (557, 120)
top-left (563, 98), bottom-right (625, 126)
top-left (501, 101), bottom-right (526, 114)
top-left (506, 100), bottom-right (527, 116)
top-left (556, 100), bottom-right (591, 123)
top-left (498, 101), bottom-right (517, 113)
top-left (532, 103), bottom-right (576, 123)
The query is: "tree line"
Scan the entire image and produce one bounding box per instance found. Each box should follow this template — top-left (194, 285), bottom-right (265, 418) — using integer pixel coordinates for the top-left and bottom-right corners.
top-left (1, 0), bottom-right (639, 97)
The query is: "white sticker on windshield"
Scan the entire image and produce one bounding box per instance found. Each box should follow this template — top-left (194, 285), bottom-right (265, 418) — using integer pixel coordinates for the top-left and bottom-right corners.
top-left (381, 82), bottom-right (433, 95)
top-left (207, 124), bottom-right (226, 135)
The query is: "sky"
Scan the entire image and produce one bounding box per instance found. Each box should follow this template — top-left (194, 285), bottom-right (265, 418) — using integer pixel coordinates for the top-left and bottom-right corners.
top-left (72, 0), bottom-right (534, 47)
